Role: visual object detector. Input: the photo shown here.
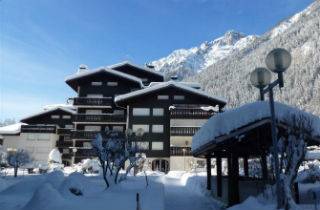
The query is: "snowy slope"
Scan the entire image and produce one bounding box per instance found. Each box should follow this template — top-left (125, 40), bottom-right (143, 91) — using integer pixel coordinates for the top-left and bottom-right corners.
top-left (152, 1), bottom-right (320, 116)
top-left (151, 30), bottom-right (258, 80)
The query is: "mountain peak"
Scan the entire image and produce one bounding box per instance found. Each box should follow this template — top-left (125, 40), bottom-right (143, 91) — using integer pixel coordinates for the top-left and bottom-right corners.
top-left (217, 30), bottom-right (246, 46)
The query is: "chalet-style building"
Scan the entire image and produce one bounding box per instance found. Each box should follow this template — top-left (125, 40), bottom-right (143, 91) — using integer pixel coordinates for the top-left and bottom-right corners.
top-left (1, 61), bottom-right (226, 171)
top-left (60, 61), bottom-right (226, 171)
top-left (0, 107), bottom-right (75, 164)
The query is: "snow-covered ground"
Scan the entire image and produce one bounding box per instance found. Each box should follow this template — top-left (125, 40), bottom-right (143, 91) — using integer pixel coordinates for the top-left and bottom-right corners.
top-left (0, 169), bottom-right (222, 210)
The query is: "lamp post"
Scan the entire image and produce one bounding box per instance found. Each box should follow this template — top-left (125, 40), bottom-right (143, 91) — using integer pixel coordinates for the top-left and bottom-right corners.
top-left (250, 48), bottom-right (291, 208)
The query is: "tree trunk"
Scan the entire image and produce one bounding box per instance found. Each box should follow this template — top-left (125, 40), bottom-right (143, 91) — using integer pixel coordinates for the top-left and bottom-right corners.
top-left (14, 166), bottom-right (18, 177)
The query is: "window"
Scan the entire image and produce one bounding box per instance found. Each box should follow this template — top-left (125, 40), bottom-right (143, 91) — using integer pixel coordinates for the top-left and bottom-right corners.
top-left (83, 142), bottom-right (92, 148)
top-left (86, 109), bottom-right (102, 114)
top-left (62, 115), bottom-right (71, 119)
top-left (153, 108), bottom-right (164, 116)
top-left (132, 108), bottom-right (150, 116)
top-left (107, 82), bottom-right (118, 86)
top-left (38, 134), bottom-right (50, 141)
top-left (84, 125), bottom-right (101, 131)
top-left (174, 95), bottom-right (185, 100)
top-left (113, 110), bottom-right (124, 115)
top-left (132, 124), bottom-right (149, 133)
top-left (112, 126), bottom-right (124, 132)
top-left (87, 94), bottom-right (103, 98)
top-left (51, 115), bottom-right (60, 119)
top-left (63, 149), bottom-right (70, 154)
top-left (27, 134), bottom-right (37, 141)
top-left (91, 81), bottom-right (102, 86)
top-left (132, 141), bottom-right (149, 150)
top-left (65, 124), bottom-right (74, 129)
top-left (157, 95), bottom-right (169, 100)
top-left (152, 125), bottom-right (164, 133)
top-left (152, 142), bottom-right (163, 150)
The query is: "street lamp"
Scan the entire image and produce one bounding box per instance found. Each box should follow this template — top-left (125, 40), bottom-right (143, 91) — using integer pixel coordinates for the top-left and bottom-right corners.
top-left (250, 48), bottom-right (291, 208)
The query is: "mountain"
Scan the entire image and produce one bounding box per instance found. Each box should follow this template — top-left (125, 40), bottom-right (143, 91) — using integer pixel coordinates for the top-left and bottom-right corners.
top-left (152, 1), bottom-right (320, 115)
top-left (151, 30), bottom-right (258, 80)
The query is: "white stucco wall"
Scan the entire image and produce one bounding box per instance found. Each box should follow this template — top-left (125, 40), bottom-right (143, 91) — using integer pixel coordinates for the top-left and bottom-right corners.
top-left (2, 133), bottom-right (59, 164)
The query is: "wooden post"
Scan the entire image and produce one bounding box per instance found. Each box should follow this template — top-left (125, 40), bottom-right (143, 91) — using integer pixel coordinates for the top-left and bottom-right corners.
top-left (228, 153), bottom-right (240, 206)
top-left (216, 156), bottom-right (222, 197)
top-left (206, 156), bottom-right (212, 191)
top-left (136, 193), bottom-right (141, 210)
top-left (243, 156), bottom-right (249, 177)
top-left (261, 153), bottom-right (268, 180)
top-left (294, 182), bottom-right (300, 204)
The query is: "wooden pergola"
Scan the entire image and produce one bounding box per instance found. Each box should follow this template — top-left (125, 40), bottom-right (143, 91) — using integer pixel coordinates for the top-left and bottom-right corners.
top-left (192, 115), bottom-right (320, 206)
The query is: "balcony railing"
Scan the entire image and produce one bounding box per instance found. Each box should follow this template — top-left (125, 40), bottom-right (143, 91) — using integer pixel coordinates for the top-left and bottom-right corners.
top-left (21, 125), bottom-right (56, 133)
top-left (71, 97), bottom-right (113, 106)
top-left (170, 127), bottom-right (200, 136)
top-left (56, 140), bottom-right (73, 147)
top-left (170, 147), bottom-right (192, 156)
top-left (73, 114), bottom-right (125, 123)
top-left (75, 149), bottom-right (96, 157)
top-left (71, 131), bottom-right (98, 139)
top-left (56, 128), bottom-right (72, 135)
top-left (170, 109), bottom-right (213, 119)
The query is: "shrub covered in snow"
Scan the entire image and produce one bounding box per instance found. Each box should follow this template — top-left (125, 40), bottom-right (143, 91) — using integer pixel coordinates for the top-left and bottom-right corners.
top-left (297, 160), bottom-right (320, 183)
top-left (7, 149), bottom-right (31, 177)
top-left (48, 148), bottom-right (62, 164)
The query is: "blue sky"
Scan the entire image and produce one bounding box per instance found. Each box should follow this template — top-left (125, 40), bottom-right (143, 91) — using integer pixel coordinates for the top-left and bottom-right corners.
top-left (0, 0), bottom-right (313, 121)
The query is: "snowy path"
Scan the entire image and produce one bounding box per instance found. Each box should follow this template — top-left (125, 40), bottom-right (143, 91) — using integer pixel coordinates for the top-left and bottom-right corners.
top-left (160, 175), bottom-right (220, 210)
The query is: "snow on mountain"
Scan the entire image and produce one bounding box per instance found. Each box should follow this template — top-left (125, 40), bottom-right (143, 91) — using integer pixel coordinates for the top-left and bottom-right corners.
top-left (151, 30), bottom-right (258, 80)
top-left (151, 1), bottom-right (320, 116)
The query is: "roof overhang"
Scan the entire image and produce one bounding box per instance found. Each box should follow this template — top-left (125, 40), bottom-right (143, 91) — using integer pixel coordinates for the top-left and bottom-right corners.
top-left (65, 67), bottom-right (144, 91)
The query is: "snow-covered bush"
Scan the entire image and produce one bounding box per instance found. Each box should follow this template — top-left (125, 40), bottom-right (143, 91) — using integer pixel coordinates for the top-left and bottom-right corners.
top-left (92, 131), bottom-right (148, 188)
top-left (0, 145), bottom-right (7, 167)
top-left (7, 149), bottom-right (31, 177)
top-left (48, 148), bottom-right (62, 164)
top-left (297, 160), bottom-right (320, 183)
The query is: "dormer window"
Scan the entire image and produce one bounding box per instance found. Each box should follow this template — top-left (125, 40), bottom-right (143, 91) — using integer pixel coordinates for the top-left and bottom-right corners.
top-left (91, 81), bottom-right (102, 86)
top-left (107, 82), bottom-right (118, 86)
top-left (174, 95), bottom-right (185, 100)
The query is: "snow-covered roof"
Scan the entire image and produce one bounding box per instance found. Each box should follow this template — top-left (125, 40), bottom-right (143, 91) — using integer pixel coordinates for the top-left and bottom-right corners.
top-left (0, 123), bottom-right (27, 135)
top-left (108, 61), bottom-right (164, 77)
top-left (65, 67), bottom-right (144, 87)
top-left (20, 107), bottom-right (76, 122)
top-left (192, 101), bottom-right (320, 152)
top-left (115, 81), bottom-right (227, 105)
top-left (149, 81), bottom-right (201, 89)
top-left (43, 104), bottom-right (75, 111)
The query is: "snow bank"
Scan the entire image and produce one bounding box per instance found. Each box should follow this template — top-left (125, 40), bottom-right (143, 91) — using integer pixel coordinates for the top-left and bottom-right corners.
top-left (192, 101), bottom-right (320, 151)
top-left (180, 172), bottom-right (210, 196)
top-left (22, 183), bottom-right (66, 210)
top-left (228, 196), bottom-right (275, 210)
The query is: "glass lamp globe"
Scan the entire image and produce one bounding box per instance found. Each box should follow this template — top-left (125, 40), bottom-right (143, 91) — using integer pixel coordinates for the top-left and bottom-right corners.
top-left (250, 68), bottom-right (272, 88)
top-left (265, 48), bottom-right (291, 72)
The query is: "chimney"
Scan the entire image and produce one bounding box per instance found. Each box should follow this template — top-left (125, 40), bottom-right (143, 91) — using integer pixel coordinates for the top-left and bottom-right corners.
top-left (170, 75), bottom-right (179, 81)
top-left (145, 63), bottom-right (155, 69)
top-left (77, 64), bottom-right (88, 74)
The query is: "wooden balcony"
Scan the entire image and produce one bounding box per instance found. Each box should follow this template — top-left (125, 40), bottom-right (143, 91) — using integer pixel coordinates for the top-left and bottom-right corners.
top-left (170, 109), bottom-right (213, 119)
top-left (170, 147), bottom-right (192, 156)
top-left (56, 128), bottom-right (72, 135)
top-left (21, 125), bottom-right (56, 133)
top-left (73, 114), bottom-right (125, 123)
top-left (71, 131), bottom-right (98, 139)
top-left (56, 140), bottom-right (73, 147)
top-left (170, 127), bottom-right (200, 136)
top-left (71, 97), bottom-right (113, 107)
top-left (75, 149), bottom-right (96, 157)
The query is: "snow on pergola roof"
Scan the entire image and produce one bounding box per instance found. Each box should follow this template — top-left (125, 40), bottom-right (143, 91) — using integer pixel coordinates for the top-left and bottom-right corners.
top-left (108, 61), bottom-right (164, 78)
top-left (192, 101), bottom-right (320, 152)
top-left (65, 67), bottom-right (144, 88)
top-left (114, 81), bottom-right (227, 105)
top-left (0, 123), bottom-right (27, 135)
top-left (20, 107), bottom-right (76, 122)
